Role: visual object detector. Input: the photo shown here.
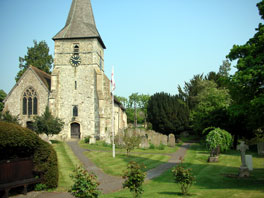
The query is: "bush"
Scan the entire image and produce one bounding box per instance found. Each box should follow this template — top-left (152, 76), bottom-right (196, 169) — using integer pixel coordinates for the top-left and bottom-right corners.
top-left (84, 136), bottom-right (91, 144)
top-left (158, 143), bottom-right (165, 150)
top-left (123, 161), bottom-right (146, 198)
top-left (205, 128), bottom-right (233, 157)
top-left (0, 121), bottom-right (58, 188)
top-left (149, 143), bottom-right (155, 149)
top-left (172, 165), bottom-right (195, 195)
top-left (69, 166), bottom-right (100, 198)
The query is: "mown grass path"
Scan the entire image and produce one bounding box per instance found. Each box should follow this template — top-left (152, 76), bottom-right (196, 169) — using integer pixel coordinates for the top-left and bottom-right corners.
top-left (67, 140), bottom-right (190, 194)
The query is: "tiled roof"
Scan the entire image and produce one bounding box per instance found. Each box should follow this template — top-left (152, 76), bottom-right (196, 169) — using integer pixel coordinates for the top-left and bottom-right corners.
top-left (30, 66), bottom-right (51, 90)
top-left (53, 0), bottom-right (105, 49)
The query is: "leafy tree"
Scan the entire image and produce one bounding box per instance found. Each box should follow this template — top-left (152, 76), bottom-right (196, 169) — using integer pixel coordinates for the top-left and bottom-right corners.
top-left (190, 80), bottom-right (231, 134)
top-left (205, 128), bottom-right (233, 157)
top-left (178, 74), bottom-right (204, 111)
top-left (226, 0), bottom-right (264, 135)
top-left (123, 161), bottom-right (146, 198)
top-left (33, 106), bottom-right (64, 136)
top-left (69, 166), bottom-right (101, 198)
top-left (16, 40), bottom-right (53, 82)
top-left (123, 131), bottom-right (141, 155)
top-left (0, 89), bottom-right (6, 112)
top-left (137, 94), bottom-right (150, 127)
top-left (147, 92), bottom-right (189, 135)
top-left (129, 93), bottom-right (140, 127)
top-left (0, 111), bottom-right (19, 125)
top-left (115, 96), bottom-right (129, 108)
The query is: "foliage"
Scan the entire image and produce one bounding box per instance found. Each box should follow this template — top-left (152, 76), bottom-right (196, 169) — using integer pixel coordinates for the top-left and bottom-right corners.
top-left (33, 106), bottom-right (64, 136)
top-left (16, 40), bottom-right (53, 81)
top-left (69, 166), bottom-right (101, 198)
top-left (172, 165), bottom-right (195, 195)
top-left (158, 143), bottom-right (165, 150)
top-left (0, 111), bottom-right (19, 124)
top-left (205, 128), bottom-right (233, 157)
top-left (0, 121), bottom-right (58, 188)
top-left (123, 161), bottom-right (146, 198)
top-left (190, 80), bottom-right (231, 134)
top-left (84, 136), bottom-right (91, 144)
top-left (0, 89), bottom-right (6, 112)
top-left (149, 143), bottom-right (155, 149)
top-left (123, 131), bottom-right (141, 155)
top-left (226, 0), bottom-right (264, 137)
top-left (147, 92), bottom-right (189, 135)
top-left (34, 183), bottom-right (47, 191)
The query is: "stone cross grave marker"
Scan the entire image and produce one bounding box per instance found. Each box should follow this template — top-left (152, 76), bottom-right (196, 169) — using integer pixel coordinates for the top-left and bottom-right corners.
top-left (237, 141), bottom-right (250, 177)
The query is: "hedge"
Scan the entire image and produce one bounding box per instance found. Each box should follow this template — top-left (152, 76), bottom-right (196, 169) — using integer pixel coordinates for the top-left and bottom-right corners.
top-left (0, 121), bottom-right (58, 188)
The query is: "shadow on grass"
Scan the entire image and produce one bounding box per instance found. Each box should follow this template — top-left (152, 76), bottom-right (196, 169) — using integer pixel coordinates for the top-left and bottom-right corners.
top-left (159, 192), bottom-right (196, 196)
top-left (150, 145), bottom-right (264, 193)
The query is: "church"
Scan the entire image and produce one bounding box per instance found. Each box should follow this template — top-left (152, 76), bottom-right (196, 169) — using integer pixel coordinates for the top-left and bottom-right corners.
top-left (3, 0), bottom-right (127, 141)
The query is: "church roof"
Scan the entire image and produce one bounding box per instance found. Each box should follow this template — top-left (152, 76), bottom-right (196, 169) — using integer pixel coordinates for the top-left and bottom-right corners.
top-left (53, 0), bottom-right (106, 49)
top-left (30, 66), bottom-right (51, 90)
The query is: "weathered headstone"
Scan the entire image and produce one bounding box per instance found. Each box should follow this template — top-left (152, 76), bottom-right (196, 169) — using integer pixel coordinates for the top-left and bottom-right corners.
top-left (237, 141), bottom-right (250, 177)
top-left (139, 136), bottom-right (150, 149)
top-left (257, 142), bottom-right (264, 156)
top-left (168, 134), bottom-right (175, 147)
top-left (245, 155), bottom-right (253, 171)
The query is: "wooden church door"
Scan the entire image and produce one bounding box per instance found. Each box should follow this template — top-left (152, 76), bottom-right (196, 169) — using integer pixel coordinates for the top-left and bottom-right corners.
top-left (71, 123), bottom-right (80, 139)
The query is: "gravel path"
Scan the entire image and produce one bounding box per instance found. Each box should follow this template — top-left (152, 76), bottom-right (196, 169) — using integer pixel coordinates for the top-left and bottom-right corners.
top-left (67, 141), bottom-right (124, 194)
top-left (13, 141), bottom-right (191, 198)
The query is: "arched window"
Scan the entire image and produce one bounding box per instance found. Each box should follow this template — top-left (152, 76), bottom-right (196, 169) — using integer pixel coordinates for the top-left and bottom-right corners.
top-left (73, 105), bottom-right (78, 117)
top-left (22, 87), bottom-right (38, 116)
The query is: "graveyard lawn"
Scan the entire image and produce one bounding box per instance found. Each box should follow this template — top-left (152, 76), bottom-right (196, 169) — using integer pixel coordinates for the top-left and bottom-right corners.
top-left (79, 140), bottom-right (178, 154)
top-left (52, 141), bottom-right (81, 192)
top-left (84, 151), bottom-right (170, 176)
top-left (101, 144), bottom-right (264, 198)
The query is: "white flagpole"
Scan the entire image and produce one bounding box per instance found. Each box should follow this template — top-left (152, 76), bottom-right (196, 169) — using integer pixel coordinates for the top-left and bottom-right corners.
top-left (111, 67), bottom-right (116, 158)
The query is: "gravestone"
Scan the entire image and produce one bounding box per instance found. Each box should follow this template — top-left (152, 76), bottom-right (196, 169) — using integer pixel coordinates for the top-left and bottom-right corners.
top-left (237, 141), bottom-right (250, 177)
top-left (245, 155), bottom-right (253, 171)
top-left (139, 137), bottom-right (150, 149)
top-left (257, 142), bottom-right (264, 156)
top-left (168, 134), bottom-right (175, 147)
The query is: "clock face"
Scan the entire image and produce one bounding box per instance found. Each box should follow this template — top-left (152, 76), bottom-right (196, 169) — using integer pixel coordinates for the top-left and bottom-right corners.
top-left (70, 55), bottom-right (81, 66)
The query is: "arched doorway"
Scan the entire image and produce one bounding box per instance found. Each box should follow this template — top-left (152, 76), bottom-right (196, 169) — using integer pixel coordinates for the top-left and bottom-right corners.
top-left (71, 123), bottom-right (80, 139)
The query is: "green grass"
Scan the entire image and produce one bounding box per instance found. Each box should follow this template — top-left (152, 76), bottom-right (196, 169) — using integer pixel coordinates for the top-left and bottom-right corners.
top-left (101, 144), bottom-right (264, 198)
top-left (52, 141), bottom-right (81, 192)
top-left (79, 140), bottom-right (178, 154)
top-left (84, 151), bottom-right (170, 176)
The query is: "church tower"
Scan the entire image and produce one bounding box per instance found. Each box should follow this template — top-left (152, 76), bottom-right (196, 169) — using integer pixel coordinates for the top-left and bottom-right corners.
top-left (50, 0), bottom-right (112, 140)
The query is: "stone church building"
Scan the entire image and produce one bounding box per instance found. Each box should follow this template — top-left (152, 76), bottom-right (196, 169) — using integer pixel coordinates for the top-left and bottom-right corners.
top-left (4, 0), bottom-right (127, 141)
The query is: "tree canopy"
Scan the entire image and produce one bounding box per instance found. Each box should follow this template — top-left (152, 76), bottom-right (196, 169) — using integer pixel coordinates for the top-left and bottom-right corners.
top-left (0, 90), bottom-right (6, 112)
top-left (16, 40), bottom-right (53, 82)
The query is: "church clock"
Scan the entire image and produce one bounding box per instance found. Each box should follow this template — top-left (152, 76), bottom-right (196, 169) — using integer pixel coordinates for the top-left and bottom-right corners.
top-left (70, 55), bottom-right (81, 66)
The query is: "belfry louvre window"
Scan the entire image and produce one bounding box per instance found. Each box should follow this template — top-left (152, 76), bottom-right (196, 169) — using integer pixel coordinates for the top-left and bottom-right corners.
top-left (22, 87), bottom-right (38, 115)
top-left (73, 44), bottom-right (79, 55)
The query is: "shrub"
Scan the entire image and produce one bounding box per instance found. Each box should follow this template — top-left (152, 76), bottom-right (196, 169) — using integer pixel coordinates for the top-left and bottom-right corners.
top-left (84, 136), bottom-right (91, 144)
top-left (205, 128), bottom-right (233, 157)
top-left (123, 161), bottom-right (146, 198)
top-left (69, 166), bottom-right (100, 198)
top-left (172, 165), bottom-right (195, 195)
top-left (149, 143), bottom-right (155, 149)
top-left (158, 143), bottom-right (165, 150)
top-left (0, 121), bottom-right (58, 188)
top-left (0, 111), bottom-right (19, 125)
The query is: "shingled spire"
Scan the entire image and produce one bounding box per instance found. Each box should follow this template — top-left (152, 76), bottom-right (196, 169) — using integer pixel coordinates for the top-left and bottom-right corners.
top-left (53, 0), bottom-right (105, 49)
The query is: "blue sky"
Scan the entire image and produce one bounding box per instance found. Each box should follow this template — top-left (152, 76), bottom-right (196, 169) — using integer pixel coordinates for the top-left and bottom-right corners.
top-left (0, 0), bottom-right (262, 98)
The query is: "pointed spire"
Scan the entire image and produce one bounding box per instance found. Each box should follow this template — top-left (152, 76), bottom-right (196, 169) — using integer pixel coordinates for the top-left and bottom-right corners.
top-left (53, 0), bottom-right (105, 49)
